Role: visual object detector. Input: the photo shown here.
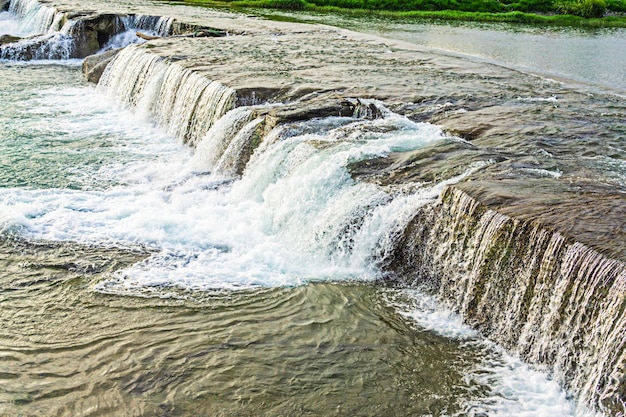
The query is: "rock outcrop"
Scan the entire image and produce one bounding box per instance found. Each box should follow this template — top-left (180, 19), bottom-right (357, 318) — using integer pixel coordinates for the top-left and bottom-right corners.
top-left (0, 34), bottom-right (20, 46)
top-left (82, 47), bottom-right (120, 83)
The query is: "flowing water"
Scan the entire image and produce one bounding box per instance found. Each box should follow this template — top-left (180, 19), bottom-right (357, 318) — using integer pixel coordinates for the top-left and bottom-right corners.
top-left (255, 10), bottom-right (626, 93)
top-left (0, 3), bottom-right (617, 416)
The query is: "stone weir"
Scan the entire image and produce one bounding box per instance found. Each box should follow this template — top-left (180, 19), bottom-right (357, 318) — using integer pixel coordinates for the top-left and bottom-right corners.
top-left (23, 0), bottom-right (626, 413)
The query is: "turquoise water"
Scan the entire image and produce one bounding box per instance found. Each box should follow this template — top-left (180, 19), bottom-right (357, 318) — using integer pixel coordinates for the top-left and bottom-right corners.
top-left (0, 63), bottom-right (180, 190)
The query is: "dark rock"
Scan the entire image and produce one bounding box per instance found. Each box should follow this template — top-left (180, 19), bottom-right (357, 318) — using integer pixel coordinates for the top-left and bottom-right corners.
top-left (71, 27), bottom-right (100, 58)
top-left (170, 22), bottom-right (227, 37)
top-left (0, 35), bottom-right (21, 46)
top-left (71, 14), bottom-right (126, 57)
top-left (79, 13), bottom-right (126, 35)
top-left (82, 48), bottom-right (121, 83)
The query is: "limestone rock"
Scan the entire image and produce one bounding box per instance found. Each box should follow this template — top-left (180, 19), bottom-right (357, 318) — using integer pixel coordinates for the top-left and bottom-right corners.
top-left (71, 28), bottom-right (100, 58)
top-left (136, 31), bottom-right (160, 41)
top-left (70, 14), bottom-right (125, 58)
top-left (82, 48), bottom-right (121, 83)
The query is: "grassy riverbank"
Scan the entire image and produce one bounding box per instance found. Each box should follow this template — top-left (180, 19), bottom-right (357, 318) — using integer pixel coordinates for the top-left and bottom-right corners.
top-left (181, 0), bottom-right (626, 26)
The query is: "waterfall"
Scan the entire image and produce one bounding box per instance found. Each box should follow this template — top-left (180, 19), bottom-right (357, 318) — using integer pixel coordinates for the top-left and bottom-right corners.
top-left (6, 2), bottom-right (624, 411)
top-left (8, 0), bottom-right (64, 36)
top-left (395, 186), bottom-right (626, 415)
top-left (192, 107), bottom-right (257, 173)
top-left (98, 44), bottom-right (236, 146)
top-left (131, 15), bottom-right (174, 37)
top-left (1, 0), bottom-right (86, 60)
top-left (2, 1), bottom-right (178, 60)
top-left (212, 116), bottom-right (265, 177)
top-left (0, 23), bottom-right (76, 60)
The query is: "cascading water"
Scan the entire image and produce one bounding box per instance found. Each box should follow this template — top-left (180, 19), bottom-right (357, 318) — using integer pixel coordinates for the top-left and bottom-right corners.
top-left (1, 2), bottom-right (624, 415)
top-left (1, 0), bottom-right (177, 60)
top-left (0, 0), bottom-right (74, 60)
top-left (193, 106), bottom-right (258, 174)
top-left (394, 186), bottom-right (626, 414)
top-left (7, 0), bottom-right (63, 35)
top-left (83, 45), bottom-right (624, 414)
top-left (132, 15), bottom-right (174, 37)
top-left (99, 44), bottom-right (237, 146)
top-left (98, 15), bottom-right (175, 51)
top-left (0, 54), bottom-right (596, 415)
top-left (0, 0), bottom-right (86, 60)
top-left (0, 20), bottom-right (77, 60)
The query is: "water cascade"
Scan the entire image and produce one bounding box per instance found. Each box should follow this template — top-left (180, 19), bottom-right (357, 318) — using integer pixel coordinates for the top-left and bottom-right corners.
top-left (7, 0), bottom-right (64, 35)
top-left (130, 15), bottom-right (174, 37)
top-left (392, 186), bottom-right (626, 414)
top-left (193, 106), bottom-right (259, 175)
top-left (0, 21), bottom-right (80, 59)
top-left (94, 42), bottom-right (626, 414)
top-left (95, 15), bottom-right (176, 52)
top-left (1, 0), bottom-right (179, 60)
top-left (99, 44), bottom-right (237, 146)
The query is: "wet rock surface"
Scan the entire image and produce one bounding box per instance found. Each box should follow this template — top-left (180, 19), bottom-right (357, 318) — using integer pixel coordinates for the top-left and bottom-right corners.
top-left (0, 34), bottom-right (20, 45)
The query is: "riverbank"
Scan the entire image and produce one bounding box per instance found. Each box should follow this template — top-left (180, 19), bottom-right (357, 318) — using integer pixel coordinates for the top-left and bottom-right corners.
top-left (179, 0), bottom-right (626, 27)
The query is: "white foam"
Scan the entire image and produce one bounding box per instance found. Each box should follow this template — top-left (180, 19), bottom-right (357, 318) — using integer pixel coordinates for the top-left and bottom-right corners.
top-left (520, 167), bottom-right (563, 178)
top-left (100, 29), bottom-right (147, 51)
top-left (0, 11), bottom-right (22, 36)
top-left (1, 94), bottom-right (457, 293)
top-left (389, 289), bottom-right (479, 339)
top-left (389, 289), bottom-right (604, 417)
top-left (517, 95), bottom-right (559, 103)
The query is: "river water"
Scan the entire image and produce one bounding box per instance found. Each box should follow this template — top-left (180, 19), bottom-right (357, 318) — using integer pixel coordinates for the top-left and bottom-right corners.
top-left (0, 3), bottom-right (614, 416)
top-left (256, 10), bottom-right (626, 93)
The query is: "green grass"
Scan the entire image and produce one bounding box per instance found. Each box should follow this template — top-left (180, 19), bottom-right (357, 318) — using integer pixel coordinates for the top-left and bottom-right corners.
top-left (181, 0), bottom-right (626, 26)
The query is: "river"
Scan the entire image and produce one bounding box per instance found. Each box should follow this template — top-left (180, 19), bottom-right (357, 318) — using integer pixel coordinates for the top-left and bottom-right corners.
top-left (0, 2), bottom-right (620, 416)
top-left (255, 9), bottom-right (626, 93)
